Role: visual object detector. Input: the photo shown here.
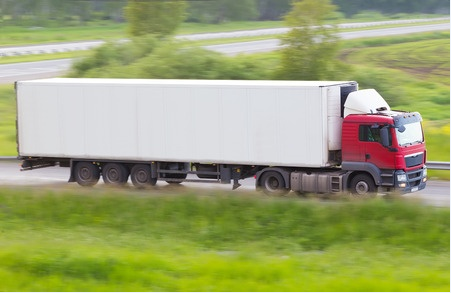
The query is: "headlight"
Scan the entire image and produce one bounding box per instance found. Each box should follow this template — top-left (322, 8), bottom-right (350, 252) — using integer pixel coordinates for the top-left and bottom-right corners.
top-left (422, 168), bottom-right (427, 177)
top-left (397, 174), bottom-right (407, 182)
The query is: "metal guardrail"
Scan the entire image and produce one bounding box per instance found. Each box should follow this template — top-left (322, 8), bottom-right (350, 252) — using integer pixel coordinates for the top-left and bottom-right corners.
top-left (428, 161), bottom-right (450, 170)
top-left (0, 156), bottom-right (17, 161)
top-left (0, 156), bottom-right (449, 170)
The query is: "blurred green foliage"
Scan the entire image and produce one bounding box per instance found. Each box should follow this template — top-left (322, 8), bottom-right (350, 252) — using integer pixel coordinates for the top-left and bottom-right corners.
top-left (0, 188), bottom-right (448, 291)
top-left (124, 0), bottom-right (187, 37)
top-left (1, 0), bottom-right (448, 27)
top-left (187, 0), bottom-right (263, 23)
top-left (275, 0), bottom-right (347, 80)
top-left (69, 37), bottom-right (275, 80)
top-left (0, 85), bottom-right (15, 155)
top-left (2, 188), bottom-right (447, 252)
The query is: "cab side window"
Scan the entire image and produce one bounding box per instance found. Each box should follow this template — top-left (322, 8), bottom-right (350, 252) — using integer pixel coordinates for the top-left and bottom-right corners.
top-left (359, 125), bottom-right (381, 142)
top-left (359, 125), bottom-right (392, 145)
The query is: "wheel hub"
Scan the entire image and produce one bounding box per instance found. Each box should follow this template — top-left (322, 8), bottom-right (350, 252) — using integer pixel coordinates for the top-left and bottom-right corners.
top-left (80, 168), bottom-right (91, 180)
top-left (107, 169), bottom-right (119, 181)
top-left (355, 181), bottom-right (369, 194)
top-left (136, 170), bottom-right (148, 182)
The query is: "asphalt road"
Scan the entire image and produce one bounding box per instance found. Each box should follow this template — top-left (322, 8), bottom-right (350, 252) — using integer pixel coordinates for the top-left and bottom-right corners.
top-left (204, 23), bottom-right (450, 55)
top-left (0, 161), bottom-right (448, 207)
top-left (0, 22), bottom-right (449, 84)
top-left (0, 58), bottom-right (73, 84)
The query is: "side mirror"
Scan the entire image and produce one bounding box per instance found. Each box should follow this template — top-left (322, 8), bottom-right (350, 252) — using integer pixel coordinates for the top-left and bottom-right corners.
top-left (397, 125), bottom-right (406, 133)
top-left (380, 127), bottom-right (390, 147)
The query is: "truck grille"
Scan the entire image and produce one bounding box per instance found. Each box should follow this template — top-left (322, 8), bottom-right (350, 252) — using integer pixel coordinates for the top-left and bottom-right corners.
top-left (407, 168), bottom-right (423, 187)
top-left (405, 153), bottom-right (423, 168)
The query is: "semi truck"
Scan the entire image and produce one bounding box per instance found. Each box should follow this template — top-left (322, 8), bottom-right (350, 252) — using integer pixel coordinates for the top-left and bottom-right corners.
top-left (16, 78), bottom-right (427, 195)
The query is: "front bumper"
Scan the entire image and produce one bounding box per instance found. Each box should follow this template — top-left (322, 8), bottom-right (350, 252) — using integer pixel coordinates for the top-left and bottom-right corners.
top-left (394, 166), bottom-right (427, 193)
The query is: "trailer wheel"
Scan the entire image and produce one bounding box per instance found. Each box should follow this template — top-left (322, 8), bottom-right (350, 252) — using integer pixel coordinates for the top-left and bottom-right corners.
top-left (74, 162), bottom-right (100, 187)
top-left (102, 163), bottom-right (129, 185)
top-left (350, 174), bottom-right (376, 196)
top-left (131, 164), bottom-right (157, 188)
top-left (260, 171), bottom-right (289, 196)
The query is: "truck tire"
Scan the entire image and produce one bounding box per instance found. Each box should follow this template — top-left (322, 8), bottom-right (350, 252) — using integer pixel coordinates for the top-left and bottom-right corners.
top-left (350, 174), bottom-right (376, 196)
top-left (102, 163), bottom-right (129, 185)
top-left (130, 164), bottom-right (157, 188)
top-left (74, 161), bottom-right (100, 187)
top-left (260, 171), bottom-right (289, 196)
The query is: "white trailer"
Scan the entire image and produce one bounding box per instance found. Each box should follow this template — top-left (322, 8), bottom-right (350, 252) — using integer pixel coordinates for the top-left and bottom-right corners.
top-left (17, 78), bottom-right (356, 165)
top-left (20, 78), bottom-right (423, 195)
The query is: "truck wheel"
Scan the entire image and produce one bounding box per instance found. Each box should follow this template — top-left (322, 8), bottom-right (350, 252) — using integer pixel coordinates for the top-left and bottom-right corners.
top-left (131, 164), bottom-right (157, 188)
top-left (260, 171), bottom-right (289, 196)
top-left (102, 163), bottom-right (129, 185)
top-left (350, 174), bottom-right (376, 196)
top-left (74, 162), bottom-right (100, 187)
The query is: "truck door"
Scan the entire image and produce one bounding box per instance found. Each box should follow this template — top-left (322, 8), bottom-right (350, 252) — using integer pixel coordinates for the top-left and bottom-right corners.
top-left (358, 124), bottom-right (394, 169)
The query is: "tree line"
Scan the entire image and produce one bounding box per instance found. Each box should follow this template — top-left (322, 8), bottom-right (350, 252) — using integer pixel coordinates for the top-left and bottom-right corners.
top-left (1, 0), bottom-right (448, 26)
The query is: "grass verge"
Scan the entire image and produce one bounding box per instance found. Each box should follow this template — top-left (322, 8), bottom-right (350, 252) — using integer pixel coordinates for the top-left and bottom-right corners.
top-left (0, 187), bottom-right (448, 291)
top-left (0, 51), bottom-right (88, 65)
top-left (0, 24), bottom-right (126, 46)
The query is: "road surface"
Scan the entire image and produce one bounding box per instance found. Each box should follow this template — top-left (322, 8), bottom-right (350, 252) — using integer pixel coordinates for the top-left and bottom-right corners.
top-left (203, 23), bottom-right (450, 55)
top-left (0, 161), bottom-right (448, 207)
top-left (0, 59), bottom-right (73, 84)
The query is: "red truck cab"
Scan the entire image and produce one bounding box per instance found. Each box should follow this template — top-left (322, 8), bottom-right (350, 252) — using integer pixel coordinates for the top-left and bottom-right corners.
top-left (342, 110), bottom-right (427, 193)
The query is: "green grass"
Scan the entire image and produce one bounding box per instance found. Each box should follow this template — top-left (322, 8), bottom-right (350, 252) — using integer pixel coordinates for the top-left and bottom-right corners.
top-left (347, 11), bottom-right (448, 22)
top-left (0, 187), bottom-right (448, 291)
top-left (0, 20), bottom-right (286, 47)
top-left (343, 35), bottom-right (450, 85)
top-left (0, 51), bottom-right (89, 65)
top-left (0, 20), bottom-right (285, 47)
top-left (0, 24), bottom-right (127, 46)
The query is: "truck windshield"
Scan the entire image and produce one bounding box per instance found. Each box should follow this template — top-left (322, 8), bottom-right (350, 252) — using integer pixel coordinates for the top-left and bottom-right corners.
top-left (396, 122), bottom-right (423, 146)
